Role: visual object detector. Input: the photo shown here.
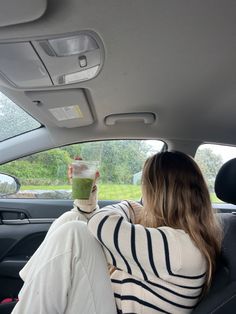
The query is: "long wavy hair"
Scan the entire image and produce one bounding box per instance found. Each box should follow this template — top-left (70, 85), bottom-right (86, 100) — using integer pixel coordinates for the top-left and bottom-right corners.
top-left (140, 151), bottom-right (222, 290)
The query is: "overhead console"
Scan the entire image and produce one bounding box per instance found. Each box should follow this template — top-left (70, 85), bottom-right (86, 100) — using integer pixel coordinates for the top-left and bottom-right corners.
top-left (0, 32), bottom-right (104, 88)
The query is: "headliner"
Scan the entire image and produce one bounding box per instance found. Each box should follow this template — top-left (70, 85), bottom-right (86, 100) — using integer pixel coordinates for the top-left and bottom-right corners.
top-left (0, 0), bottom-right (235, 162)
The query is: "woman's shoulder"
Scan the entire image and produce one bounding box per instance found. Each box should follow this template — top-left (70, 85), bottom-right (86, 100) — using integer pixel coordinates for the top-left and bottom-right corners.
top-left (157, 226), bottom-right (207, 276)
top-left (155, 226), bottom-right (189, 243)
top-left (157, 226), bottom-right (204, 258)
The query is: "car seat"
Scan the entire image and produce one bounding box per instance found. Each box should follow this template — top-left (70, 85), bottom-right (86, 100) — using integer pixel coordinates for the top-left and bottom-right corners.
top-left (193, 158), bottom-right (236, 314)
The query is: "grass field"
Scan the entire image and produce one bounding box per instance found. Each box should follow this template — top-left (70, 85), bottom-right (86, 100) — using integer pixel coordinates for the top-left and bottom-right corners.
top-left (21, 184), bottom-right (141, 200)
top-left (21, 184), bottom-right (222, 202)
top-left (210, 193), bottom-right (222, 203)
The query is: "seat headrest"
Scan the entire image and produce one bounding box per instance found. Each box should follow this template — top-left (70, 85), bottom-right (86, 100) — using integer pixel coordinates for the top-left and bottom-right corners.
top-left (215, 158), bottom-right (236, 205)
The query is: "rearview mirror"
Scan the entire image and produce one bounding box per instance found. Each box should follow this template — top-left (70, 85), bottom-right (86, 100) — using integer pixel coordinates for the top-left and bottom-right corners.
top-left (0, 173), bottom-right (21, 197)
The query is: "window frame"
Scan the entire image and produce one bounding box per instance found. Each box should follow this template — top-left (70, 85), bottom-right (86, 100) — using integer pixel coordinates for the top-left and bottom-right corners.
top-left (0, 139), bottom-right (166, 201)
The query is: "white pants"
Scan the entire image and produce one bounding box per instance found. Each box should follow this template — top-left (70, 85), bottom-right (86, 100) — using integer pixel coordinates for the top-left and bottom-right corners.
top-left (11, 221), bottom-right (117, 314)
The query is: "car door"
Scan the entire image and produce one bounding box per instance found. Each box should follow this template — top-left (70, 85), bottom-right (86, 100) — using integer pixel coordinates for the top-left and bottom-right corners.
top-left (0, 197), bottom-right (120, 314)
top-left (0, 139), bottom-right (164, 313)
top-left (0, 199), bottom-right (70, 302)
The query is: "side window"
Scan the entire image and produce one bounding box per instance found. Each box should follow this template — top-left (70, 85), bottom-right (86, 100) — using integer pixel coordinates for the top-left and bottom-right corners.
top-left (195, 144), bottom-right (236, 203)
top-left (0, 140), bottom-right (164, 200)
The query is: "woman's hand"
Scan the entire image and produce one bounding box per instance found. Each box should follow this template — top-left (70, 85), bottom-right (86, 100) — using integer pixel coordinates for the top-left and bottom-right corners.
top-left (92, 171), bottom-right (100, 192)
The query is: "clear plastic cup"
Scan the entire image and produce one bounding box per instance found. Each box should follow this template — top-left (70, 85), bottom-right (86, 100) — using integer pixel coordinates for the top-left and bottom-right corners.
top-left (72, 160), bottom-right (98, 200)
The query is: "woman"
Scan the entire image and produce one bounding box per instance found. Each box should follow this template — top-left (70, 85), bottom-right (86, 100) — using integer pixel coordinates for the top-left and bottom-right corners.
top-left (12, 151), bottom-right (222, 314)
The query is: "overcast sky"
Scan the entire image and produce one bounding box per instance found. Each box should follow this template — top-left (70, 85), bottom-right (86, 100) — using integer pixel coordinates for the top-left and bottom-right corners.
top-left (199, 144), bottom-right (236, 162)
top-left (148, 140), bottom-right (236, 163)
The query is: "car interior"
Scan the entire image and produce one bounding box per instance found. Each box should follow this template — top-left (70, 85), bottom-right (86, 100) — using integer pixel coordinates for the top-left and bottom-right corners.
top-left (0, 1), bottom-right (236, 313)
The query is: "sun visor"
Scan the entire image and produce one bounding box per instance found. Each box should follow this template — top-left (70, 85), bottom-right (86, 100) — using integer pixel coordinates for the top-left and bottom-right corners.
top-left (0, 0), bottom-right (47, 27)
top-left (0, 42), bottom-right (52, 88)
top-left (26, 89), bottom-right (94, 128)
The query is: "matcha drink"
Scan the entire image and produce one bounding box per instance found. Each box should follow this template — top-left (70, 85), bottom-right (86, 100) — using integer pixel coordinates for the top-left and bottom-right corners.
top-left (71, 160), bottom-right (98, 200)
top-left (72, 177), bottom-right (94, 199)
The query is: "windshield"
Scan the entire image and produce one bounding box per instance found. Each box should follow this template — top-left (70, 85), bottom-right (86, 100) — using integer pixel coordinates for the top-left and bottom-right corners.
top-left (0, 91), bottom-right (41, 142)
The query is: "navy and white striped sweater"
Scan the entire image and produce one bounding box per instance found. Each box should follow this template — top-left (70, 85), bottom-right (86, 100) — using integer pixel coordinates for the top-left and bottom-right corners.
top-left (84, 200), bottom-right (206, 314)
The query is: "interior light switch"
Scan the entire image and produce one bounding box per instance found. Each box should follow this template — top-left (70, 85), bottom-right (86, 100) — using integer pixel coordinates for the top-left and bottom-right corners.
top-left (79, 55), bottom-right (87, 68)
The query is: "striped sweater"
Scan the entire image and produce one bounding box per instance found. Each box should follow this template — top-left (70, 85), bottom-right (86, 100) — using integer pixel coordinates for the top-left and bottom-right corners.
top-left (73, 193), bottom-right (207, 314)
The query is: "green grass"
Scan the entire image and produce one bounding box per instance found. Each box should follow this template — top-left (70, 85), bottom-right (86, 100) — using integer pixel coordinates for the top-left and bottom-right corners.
top-left (99, 184), bottom-right (141, 200)
top-left (210, 193), bottom-right (223, 203)
top-left (21, 184), bottom-right (223, 202)
top-left (22, 185), bottom-right (71, 190)
top-left (21, 184), bottom-right (142, 200)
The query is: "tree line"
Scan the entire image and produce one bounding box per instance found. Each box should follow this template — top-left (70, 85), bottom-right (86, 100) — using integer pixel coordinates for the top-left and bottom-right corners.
top-left (0, 141), bottom-right (152, 185)
top-left (0, 141), bottom-right (223, 192)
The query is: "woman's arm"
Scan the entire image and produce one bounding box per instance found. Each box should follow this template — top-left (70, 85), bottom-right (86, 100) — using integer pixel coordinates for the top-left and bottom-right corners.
top-left (87, 202), bottom-right (206, 285)
top-left (87, 202), bottom-right (166, 281)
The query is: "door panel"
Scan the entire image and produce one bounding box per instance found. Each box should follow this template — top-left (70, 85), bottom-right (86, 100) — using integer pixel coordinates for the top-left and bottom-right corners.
top-left (0, 198), bottom-right (117, 310)
top-left (0, 199), bottom-right (72, 312)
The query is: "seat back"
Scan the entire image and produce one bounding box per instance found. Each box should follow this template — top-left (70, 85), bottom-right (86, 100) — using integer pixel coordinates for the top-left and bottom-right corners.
top-left (193, 158), bottom-right (236, 314)
top-left (193, 213), bottom-right (236, 313)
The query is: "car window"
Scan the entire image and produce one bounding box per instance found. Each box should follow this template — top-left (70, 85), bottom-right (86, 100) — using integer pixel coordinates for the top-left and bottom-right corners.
top-left (0, 92), bottom-right (41, 142)
top-left (195, 144), bottom-right (236, 203)
top-left (0, 140), bottom-right (164, 200)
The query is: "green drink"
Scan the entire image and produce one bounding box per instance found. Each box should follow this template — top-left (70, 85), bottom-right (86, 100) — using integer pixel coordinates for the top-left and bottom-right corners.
top-left (71, 160), bottom-right (98, 200)
top-left (72, 177), bottom-right (94, 199)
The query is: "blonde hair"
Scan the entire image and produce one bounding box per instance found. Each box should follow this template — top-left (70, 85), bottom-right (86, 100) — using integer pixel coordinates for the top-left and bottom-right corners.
top-left (140, 151), bottom-right (222, 291)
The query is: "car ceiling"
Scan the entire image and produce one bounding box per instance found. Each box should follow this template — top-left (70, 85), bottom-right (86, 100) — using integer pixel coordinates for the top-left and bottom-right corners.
top-left (0, 0), bottom-right (235, 162)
